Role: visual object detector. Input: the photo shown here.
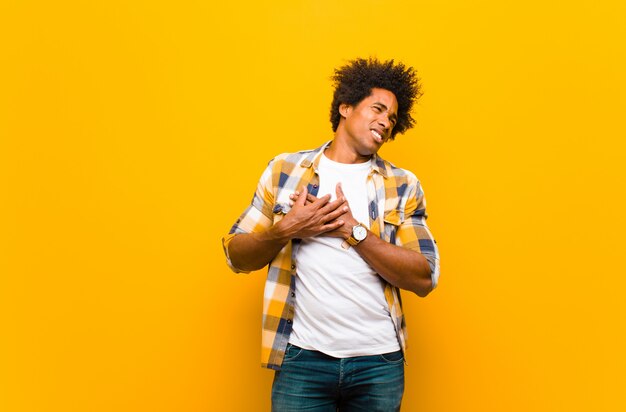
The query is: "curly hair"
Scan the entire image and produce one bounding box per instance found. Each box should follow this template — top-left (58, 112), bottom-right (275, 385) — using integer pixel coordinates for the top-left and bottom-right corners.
top-left (329, 57), bottom-right (422, 140)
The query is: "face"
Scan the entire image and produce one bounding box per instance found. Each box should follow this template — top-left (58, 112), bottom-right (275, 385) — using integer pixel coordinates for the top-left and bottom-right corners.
top-left (337, 88), bottom-right (399, 158)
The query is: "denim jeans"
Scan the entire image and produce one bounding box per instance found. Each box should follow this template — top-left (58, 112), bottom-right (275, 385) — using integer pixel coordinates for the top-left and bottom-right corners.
top-left (271, 344), bottom-right (404, 412)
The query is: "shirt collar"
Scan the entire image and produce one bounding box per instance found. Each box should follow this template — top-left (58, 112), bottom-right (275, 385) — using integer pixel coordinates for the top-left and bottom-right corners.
top-left (299, 140), bottom-right (389, 178)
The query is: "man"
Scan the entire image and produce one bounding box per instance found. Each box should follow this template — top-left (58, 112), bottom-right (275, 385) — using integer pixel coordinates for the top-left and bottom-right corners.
top-left (222, 57), bottom-right (440, 411)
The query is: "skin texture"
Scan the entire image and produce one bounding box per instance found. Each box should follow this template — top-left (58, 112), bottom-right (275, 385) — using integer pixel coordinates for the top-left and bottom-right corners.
top-left (227, 190), bottom-right (348, 272)
top-left (325, 88), bottom-right (398, 163)
top-left (227, 88), bottom-right (433, 297)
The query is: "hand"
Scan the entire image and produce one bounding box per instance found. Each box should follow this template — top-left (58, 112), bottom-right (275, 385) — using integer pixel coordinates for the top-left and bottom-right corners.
top-left (289, 183), bottom-right (358, 239)
top-left (288, 190), bottom-right (317, 206)
top-left (324, 183), bottom-right (358, 239)
top-left (272, 186), bottom-right (349, 240)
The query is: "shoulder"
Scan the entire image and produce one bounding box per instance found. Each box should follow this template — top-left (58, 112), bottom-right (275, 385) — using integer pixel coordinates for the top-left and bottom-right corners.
top-left (377, 156), bottom-right (428, 216)
top-left (269, 148), bottom-right (313, 165)
top-left (376, 155), bottom-right (421, 188)
top-left (266, 144), bottom-right (323, 171)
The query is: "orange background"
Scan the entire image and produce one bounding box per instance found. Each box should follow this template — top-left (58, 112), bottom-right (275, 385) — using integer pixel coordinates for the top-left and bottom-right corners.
top-left (1, 1), bottom-right (625, 411)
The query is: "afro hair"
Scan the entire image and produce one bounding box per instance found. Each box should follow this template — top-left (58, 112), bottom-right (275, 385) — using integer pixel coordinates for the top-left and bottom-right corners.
top-left (329, 57), bottom-right (422, 139)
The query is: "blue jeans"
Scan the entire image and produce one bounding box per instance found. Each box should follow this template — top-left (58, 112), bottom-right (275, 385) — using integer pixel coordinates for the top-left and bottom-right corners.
top-left (271, 344), bottom-right (404, 412)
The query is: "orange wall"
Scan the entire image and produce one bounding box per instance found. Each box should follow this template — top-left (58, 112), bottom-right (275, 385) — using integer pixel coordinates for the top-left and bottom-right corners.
top-left (1, 1), bottom-right (625, 411)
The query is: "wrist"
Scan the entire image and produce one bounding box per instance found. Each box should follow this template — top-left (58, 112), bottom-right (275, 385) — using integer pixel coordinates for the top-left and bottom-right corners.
top-left (265, 221), bottom-right (292, 244)
top-left (341, 219), bottom-right (358, 240)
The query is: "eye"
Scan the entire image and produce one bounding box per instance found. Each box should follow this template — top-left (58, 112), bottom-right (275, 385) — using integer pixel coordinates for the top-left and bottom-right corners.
top-left (372, 105), bottom-right (382, 112)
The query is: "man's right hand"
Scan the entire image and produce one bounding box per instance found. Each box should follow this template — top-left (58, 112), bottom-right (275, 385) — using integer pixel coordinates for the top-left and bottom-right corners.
top-left (227, 186), bottom-right (347, 272)
top-left (271, 186), bottom-right (348, 241)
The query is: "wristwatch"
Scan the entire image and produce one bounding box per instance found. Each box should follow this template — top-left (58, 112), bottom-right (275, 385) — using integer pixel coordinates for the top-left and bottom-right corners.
top-left (346, 223), bottom-right (368, 246)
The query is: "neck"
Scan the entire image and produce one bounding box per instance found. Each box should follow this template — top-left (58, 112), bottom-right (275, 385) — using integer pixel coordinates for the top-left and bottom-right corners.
top-left (325, 136), bottom-right (372, 164)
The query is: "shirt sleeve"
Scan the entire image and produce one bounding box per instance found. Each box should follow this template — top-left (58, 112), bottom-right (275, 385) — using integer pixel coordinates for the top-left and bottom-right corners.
top-left (222, 159), bottom-right (276, 273)
top-left (395, 180), bottom-right (441, 289)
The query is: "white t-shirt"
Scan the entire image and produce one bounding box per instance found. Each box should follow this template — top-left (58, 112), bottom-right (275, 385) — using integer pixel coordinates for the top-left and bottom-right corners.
top-left (289, 153), bottom-right (400, 357)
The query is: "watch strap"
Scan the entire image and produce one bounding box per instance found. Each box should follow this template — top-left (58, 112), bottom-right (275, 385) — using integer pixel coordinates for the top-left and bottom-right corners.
top-left (346, 235), bottom-right (360, 246)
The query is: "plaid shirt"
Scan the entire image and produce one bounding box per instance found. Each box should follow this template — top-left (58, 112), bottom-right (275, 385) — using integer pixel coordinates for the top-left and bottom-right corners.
top-left (222, 141), bottom-right (440, 370)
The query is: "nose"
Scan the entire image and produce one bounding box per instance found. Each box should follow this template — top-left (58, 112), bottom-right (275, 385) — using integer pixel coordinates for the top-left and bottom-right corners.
top-left (377, 114), bottom-right (390, 130)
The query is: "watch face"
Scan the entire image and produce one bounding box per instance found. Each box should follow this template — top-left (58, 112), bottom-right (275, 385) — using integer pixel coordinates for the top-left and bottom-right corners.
top-left (353, 225), bottom-right (367, 241)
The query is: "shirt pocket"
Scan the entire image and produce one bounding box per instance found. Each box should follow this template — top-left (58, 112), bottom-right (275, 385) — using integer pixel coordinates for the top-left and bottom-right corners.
top-left (383, 209), bottom-right (402, 243)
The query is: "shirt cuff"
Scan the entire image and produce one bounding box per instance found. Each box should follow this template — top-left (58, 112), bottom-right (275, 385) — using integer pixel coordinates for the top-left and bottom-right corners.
top-left (222, 233), bottom-right (252, 274)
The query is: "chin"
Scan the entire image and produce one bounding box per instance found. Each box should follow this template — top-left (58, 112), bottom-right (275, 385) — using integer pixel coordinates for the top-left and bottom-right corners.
top-left (361, 149), bottom-right (379, 159)
top-left (368, 142), bottom-right (383, 153)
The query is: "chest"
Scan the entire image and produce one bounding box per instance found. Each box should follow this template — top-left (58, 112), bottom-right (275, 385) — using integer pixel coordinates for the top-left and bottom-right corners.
top-left (316, 167), bottom-right (370, 226)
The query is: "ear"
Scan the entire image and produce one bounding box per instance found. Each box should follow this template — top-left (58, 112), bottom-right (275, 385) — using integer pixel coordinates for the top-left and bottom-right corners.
top-left (339, 103), bottom-right (352, 118)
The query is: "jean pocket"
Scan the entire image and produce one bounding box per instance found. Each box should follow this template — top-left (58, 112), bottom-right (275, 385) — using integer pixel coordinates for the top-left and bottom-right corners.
top-left (283, 344), bottom-right (304, 362)
top-left (379, 350), bottom-right (404, 364)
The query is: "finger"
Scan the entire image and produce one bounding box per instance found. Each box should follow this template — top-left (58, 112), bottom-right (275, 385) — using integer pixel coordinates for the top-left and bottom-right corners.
top-left (311, 193), bottom-right (331, 209)
top-left (322, 204), bottom-right (350, 223)
top-left (291, 191), bottom-right (314, 204)
top-left (319, 197), bottom-right (347, 214)
top-left (320, 219), bottom-right (345, 233)
top-left (336, 182), bottom-right (345, 198)
top-left (295, 186), bottom-right (308, 206)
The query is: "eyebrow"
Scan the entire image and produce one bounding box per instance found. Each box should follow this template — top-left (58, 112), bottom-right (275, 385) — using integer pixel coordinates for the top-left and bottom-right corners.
top-left (374, 103), bottom-right (398, 122)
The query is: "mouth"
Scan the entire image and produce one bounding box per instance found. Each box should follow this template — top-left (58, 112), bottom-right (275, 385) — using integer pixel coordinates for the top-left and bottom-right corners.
top-left (371, 129), bottom-right (384, 143)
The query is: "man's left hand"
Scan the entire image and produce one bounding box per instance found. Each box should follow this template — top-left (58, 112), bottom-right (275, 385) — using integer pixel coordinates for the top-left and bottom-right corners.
top-left (289, 183), bottom-right (433, 296)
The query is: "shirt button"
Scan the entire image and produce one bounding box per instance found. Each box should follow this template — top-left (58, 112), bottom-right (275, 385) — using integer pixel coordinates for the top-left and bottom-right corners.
top-left (291, 292), bottom-right (295, 297)
top-left (291, 264), bottom-right (296, 270)
top-left (287, 319), bottom-right (292, 324)
top-left (313, 184), bottom-right (318, 188)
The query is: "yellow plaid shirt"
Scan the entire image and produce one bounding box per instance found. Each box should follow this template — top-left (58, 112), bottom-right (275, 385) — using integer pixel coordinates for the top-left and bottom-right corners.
top-left (222, 141), bottom-right (440, 370)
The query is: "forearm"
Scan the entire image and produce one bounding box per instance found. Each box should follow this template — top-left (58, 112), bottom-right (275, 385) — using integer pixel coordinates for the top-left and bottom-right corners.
top-left (354, 232), bottom-right (433, 297)
top-left (228, 188), bottom-right (349, 272)
top-left (227, 227), bottom-right (289, 272)
top-left (314, 183), bottom-right (434, 296)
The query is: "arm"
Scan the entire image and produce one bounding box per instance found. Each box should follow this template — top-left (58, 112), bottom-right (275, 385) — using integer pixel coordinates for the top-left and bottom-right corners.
top-left (293, 183), bottom-right (438, 297)
top-left (337, 184), bottom-right (434, 297)
top-left (226, 186), bottom-right (349, 272)
top-left (351, 228), bottom-right (433, 297)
